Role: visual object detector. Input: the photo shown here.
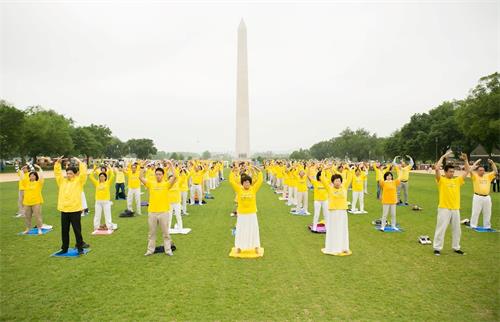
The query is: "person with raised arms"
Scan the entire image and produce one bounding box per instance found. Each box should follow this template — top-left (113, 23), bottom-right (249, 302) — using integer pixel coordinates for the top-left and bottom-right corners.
top-left (54, 156), bottom-right (89, 255)
top-left (433, 151), bottom-right (470, 256)
top-left (14, 161), bottom-right (30, 218)
top-left (394, 155), bottom-right (414, 205)
top-left (125, 161), bottom-right (142, 215)
top-left (320, 168), bottom-right (353, 256)
top-left (139, 160), bottom-right (177, 256)
top-left (468, 159), bottom-right (498, 230)
top-left (89, 164), bottom-right (116, 231)
top-left (22, 164), bottom-right (45, 235)
top-left (308, 166), bottom-right (329, 232)
top-left (378, 169), bottom-right (401, 231)
top-left (350, 166), bottom-right (367, 214)
top-left (229, 164), bottom-right (264, 255)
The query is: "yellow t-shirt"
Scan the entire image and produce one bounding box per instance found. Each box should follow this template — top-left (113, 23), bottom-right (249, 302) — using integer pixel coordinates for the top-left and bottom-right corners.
top-left (115, 171), bottom-right (125, 184)
top-left (398, 165), bottom-right (412, 181)
top-left (126, 169), bottom-right (141, 189)
top-left (471, 172), bottom-right (496, 195)
top-left (380, 179), bottom-right (401, 204)
top-left (178, 172), bottom-right (190, 192)
top-left (351, 173), bottom-right (366, 192)
top-left (90, 172), bottom-right (114, 201)
top-left (55, 162), bottom-right (87, 212)
top-left (23, 180), bottom-right (44, 206)
top-left (321, 174), bottom-right (350, 210)
top-left (231, 172), bottom-right (263, 214)
top-left (436, 176), bottom-right (464, 210)
top-left (18, 171), bottom-right (28, 190)
top-left (191, 170), bottom-right (205, 185)
top-left (296, 175), bottom-right (308, 192)
top-left (310, 179), bottom-right (328, 201)
top-left (145, 179), bottom-right (173, 213)
top-left (167, 180), bottom-right (181, 204)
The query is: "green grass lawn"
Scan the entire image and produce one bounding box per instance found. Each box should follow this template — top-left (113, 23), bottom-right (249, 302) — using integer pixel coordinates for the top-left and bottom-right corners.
top-left (0, 172), bottom-right (499, 321)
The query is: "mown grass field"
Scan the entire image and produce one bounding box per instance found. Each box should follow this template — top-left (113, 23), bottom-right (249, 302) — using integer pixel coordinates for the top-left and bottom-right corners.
top-left (0, 172), bottom-right (498, 321)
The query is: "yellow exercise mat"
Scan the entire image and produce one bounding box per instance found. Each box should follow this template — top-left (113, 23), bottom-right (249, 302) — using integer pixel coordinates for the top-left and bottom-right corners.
top-left (321, 248), bottom-right (352, 256)
top-left (229, 247), bottom-right (264, 258)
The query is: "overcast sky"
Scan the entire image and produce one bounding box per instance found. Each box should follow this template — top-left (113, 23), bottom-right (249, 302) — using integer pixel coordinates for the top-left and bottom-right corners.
top-left (1, 1), bottom-right (498, 154)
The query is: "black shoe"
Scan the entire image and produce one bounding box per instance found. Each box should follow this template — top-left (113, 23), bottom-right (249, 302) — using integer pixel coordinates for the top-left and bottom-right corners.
top-left (78, 249), bottom-right (84, 255)
top-left (77, 242), bottom-right (90, 249)
top-left (454, 249), bottom-right (465, 255)
top-left (56, 249), bottom-right (68, 255)
top-left (433, 250), bottom-right (441, 256)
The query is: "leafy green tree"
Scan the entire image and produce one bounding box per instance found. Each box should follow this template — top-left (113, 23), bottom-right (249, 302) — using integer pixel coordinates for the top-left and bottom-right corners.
top-left (71, 127), bottom-right (101, 158)
top-left (126, 138), bottom-right (157, 159)
top-left (105, 137), bottom-right (127, 159)
top-left (456, 72), bottom-right (500, 153)
top-left (201, 150), bottom-right (211, 159)
top-left (22, 106), bottom-right (74, 159)
top-left (309, 140), bottom-right (334, 160)
top-left (0, 101), bottom-right (25, 159)
top-left (289, 148), bottom-right (311, 160)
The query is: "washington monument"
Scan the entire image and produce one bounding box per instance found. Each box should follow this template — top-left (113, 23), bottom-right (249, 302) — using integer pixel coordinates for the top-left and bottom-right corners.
top-left (235, 19), bottom-right (250, 159)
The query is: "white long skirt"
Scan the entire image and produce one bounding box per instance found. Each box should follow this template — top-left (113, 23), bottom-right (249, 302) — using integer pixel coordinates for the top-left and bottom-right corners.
top-left (324, 210), bottom-right (349, 254)
top-left (235, 213), bottom-right (261, 249)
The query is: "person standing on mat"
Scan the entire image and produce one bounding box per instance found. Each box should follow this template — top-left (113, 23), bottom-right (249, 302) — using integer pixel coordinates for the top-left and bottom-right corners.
top-left (229, 165), bottom-right (264, 254)
top-left (308, 169), bottom-right (329, 232)
top-left (378, 171), bottom-right (401, 231)
top-left (125, 162), bottom-right (142, 215)
top-left (114, 165), bottom-right (126, 200)
top-left (433, 151), bottom-right (470, 256)
top-left (320, 170), bottom-right (352, 256)
top-left (54, 156), bottom-right (89, 255)
top-left (469, 159), bottom-right (497, 230)
top-left (394, 155), bottom-right (414, 205)
top-left (89, 164), bottom-right (116, 231)
top-left (22, 164), bottom-right (45, 235)
top-left (14, 161), bottom-right (29, 218)
top-left (140, 161), bottom-right (177, 256)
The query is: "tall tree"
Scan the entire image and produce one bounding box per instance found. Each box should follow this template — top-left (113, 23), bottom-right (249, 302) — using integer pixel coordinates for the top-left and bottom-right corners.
top-left (126, 138), bottom-right (157, 159)
top-left (456, 72), bottom-right (500, 153)
top-left (0, 101), bottom-right (25, 159)
top-left (22, 107), bottom-right (74, 159)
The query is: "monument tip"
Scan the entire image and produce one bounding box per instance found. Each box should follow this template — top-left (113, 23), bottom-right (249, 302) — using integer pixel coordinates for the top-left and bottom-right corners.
top-left (238, 18), bottom-right (246, 29)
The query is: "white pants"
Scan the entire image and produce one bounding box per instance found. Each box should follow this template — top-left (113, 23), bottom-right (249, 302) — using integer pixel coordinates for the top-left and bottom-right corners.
top-left (204, 179), bottom-right (211, 194)
top-left (181, 191), bottom-right (188, 213)
top-left (470, 194), bottom-right (492, 228)
top-left (324, 210), bottom-right (349, 254)
top-left (235, 213), bottom-right (260, 249)
top-left (282, 184), bottom-right (288, 198)
top-left (190, 184), bottom-right (202, 204)
top-left (81, 191), bottom-right (88, 210)
top-left (209, 178), bottom-right (216, 190)
top-left (351, 191), bottom-right (364, 212)
top-left (313, 200), bottom-right (329, 230)
top-left (169, 203), bottom-right (183, 229)
top-left (287, 187), bottom-right (297, 206)
top-left (296, 191), bottom-right (308, 212)
top-left (94, 200), bottom-right (113, 230)
top-left (127, 188), bottom-right (141, 214)
top-left (364, 179), bottom-right (368, 194)
top-left (433, 208), bottom-right (461, 251)
top-left (18, 190), bottom-right (25, 215)
top-left (276, 178), bottom-right (282, 190)
top-left (381, 204), bottom-right (396, 229)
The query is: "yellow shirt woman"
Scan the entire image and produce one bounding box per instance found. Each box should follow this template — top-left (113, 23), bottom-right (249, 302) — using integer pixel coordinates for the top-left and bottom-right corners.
top-left (23, 179), bottom-right (44, 206)
top-left (230, 172), bottom-right (263, 214)
top-left (90, 170), bottom-right (115, 201)
top-left (379, 179), bottom-right (401, 205)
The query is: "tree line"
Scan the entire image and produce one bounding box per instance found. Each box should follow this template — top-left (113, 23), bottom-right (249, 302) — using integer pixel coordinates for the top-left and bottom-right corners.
top-left (289, 73), bottom-right (499, 162)
top-left (0, 103), bottom-right (158, 161)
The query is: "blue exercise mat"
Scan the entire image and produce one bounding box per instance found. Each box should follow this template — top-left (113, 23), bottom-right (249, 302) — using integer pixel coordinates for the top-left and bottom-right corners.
top-left (374, 225), bottom-right (404, 232)
top-left (51, 248), bottom-right (91, 258)
top-left (472, 227), bottom-right (497, 233)
top-left (18, 228), bottom-right (52, 235)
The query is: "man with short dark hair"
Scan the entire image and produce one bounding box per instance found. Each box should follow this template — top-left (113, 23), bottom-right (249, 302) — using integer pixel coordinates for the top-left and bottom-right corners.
top-left (433, 151), bottom-right (470, 256)
top-left (469, 159), bottom-right (498, 229)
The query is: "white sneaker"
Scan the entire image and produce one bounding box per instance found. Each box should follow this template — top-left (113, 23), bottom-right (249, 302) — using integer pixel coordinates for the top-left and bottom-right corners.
top-left (15, 213), bottom-right (25, 218)
top-left (144, 251), bottom-right (153, 256)
top-left (165, 250), bottom-right (173, 256)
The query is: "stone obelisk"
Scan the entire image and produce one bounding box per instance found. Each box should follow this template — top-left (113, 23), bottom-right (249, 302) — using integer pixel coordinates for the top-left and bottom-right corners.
top-left (235, 19), bottom-right (250, 160)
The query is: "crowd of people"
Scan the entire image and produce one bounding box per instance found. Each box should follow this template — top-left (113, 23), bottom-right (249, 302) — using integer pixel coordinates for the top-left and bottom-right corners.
top-left (13, 151), bottom-right (498, 257)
